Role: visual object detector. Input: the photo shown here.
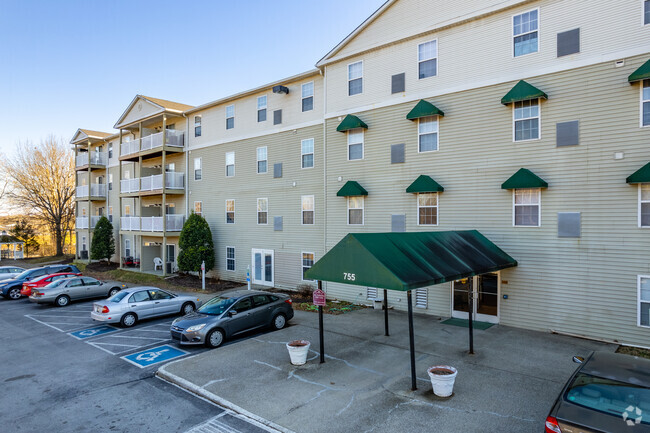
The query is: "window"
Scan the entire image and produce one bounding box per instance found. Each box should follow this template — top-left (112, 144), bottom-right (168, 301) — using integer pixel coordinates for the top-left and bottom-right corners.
top-left (226, 199), bottom-right (235, 224)
top-left (194, 116), bottom-right (202, 137)
top-left (108, 173), bottom-right (113, 191)
top-left (301, 138), bottom-right (314, 168)
top-left (108, 206), bottom-right (113, 223)
top-left (640, 184), bottom-right (650, 227)
top-left (124, 239), bottom-right (131, 257)
top-left (347, 129), bottom-right (364, 160)
top-left (418, 40), bottom-right (437, 79)
top-left (418, 117), bottom-right (439, 152)
top-left (348, 196), bottom-right (364, 225)
top-left (514, 99), bottom-right (540, 141)
top-left (643, 79), bottom-right (650, 127)
top-left (640, 275), bottom-right (650, 327)
top-left (645, 0), bottom-right (650, 25)
top-left (348, 61), bottom-right (363, 96)
top-left (513, 188), bottom-right (541, 226)
top-left (226, 105), bottom-right (235, 129)
top-left (124, 205), bottom-right (131, 216)
top-left (225, 152), bottom-right (235, 177)
top-left (108, 144), bottom-right (113, 159)
top-left (513, 9), bottom-right (539, 57)
top-left (302, 82), bottom-right (314, 112)
top-left (257, 198), bottom-right (268, 224)
top-left (302, 195), bottom-right (314, 225)
top-left (82, 236), bottom-right (87, 251)
top-left (194, 157), bottom-right (202, 180)
top-left (194, 201), bottom-right (202, 216)
top-left (257, 96), bottom-right (267, 122)
top-left (302, 252), bottom-right (314, 281)
top-left (257, 147), bottom-right (267, 174)
top-left (129, 291), bottom-right (150, 303)
top-left (226, 247), bottom-right (235, 271)
top-left (417, 193), bottom-right (438, 225)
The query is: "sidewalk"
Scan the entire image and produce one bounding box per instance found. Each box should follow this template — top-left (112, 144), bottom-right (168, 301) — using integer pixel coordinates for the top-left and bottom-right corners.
top-left (158, 308), bottom-right (614, 433)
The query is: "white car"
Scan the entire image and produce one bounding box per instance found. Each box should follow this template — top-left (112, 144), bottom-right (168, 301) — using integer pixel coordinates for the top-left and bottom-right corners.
top-left (0, 266), bottom-right (25, 281)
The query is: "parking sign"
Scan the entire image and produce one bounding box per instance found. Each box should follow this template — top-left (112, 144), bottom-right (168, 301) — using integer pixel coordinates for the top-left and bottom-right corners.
top-left (121, 345), bottom-right (188, 368)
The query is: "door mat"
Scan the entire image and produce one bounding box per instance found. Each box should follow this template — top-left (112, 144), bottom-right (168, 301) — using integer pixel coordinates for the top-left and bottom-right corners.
top-left (441, 318), bottom-right (494, 330)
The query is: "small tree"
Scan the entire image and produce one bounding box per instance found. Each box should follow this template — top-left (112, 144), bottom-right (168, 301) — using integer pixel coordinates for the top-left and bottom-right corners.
top-left (90, 216), bottom-right (115, 262)
top-left (10, 219), bottom-right (40, 258)
top-left (178, 213), bottom-right (215, 274)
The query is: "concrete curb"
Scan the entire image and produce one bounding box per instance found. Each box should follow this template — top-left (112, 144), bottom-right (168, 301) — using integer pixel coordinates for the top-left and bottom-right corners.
top-left (157, 356), bottom-right (295, 433)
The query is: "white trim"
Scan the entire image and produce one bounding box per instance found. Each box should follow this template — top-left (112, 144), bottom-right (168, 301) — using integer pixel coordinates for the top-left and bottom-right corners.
top-left (513, 98), bottom-right (541, 142)
top-left (225, 151), bottom-right (235, 177)
top-left (451, 273), bottom-right (501, 324)
top-left (417, 39), bottom-right (438, 80)
top-left (226, 246), bottom-right (236, 271)
top-left (301, 81), bottom-right (315, 112)
top-left (512, 8), bottom-right (540, 58)
top-left (643, 0), bottom-right (650, 26)
top-left (638, 275), bottom-right (650, 328)
top-left (347, 60), bottom-right (364, 96)
top-left (225, 199), bottom-right (235, 225)
top-left (194, 157), bottom-right (202, 181)
top-left (301, 251), bottom-right (315, 282)
top-left (641, 79), bottom-right (650, 128)
top-left (225, 104), bottom-right (235, 130)
top-left (414, 287), bottom-right (428, 309)
top-left (416, 192), bottom-right (439, 226)
top-left (347, 129), bottom-right (364, 161)
top-left (193, 201), bottom-right (202, 216)
top-left (256, 146), bottom-right (268, 174)
top-left (301, 138), bottom-right (315, 169)
top-left (417, 116), bottom-right (439, 152)
top-left (257, 198), bottom-right (268, 225)
top-left (512, 188), bottom-right (541, 227)
top-left (347, 196), bottom-right (364, 225)
top-left (251, 248), bottom-right (274, 286)
top-left (640, 184), bottom-right (650, 228)
top-left (301, 195), bottom-right (315, 225)
top-left (257, 95), bottom-right (267, 123)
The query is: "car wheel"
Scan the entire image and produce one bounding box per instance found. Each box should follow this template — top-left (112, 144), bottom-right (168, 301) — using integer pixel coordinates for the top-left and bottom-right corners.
top-left (8, 287), bottom-right (21, 300)
top-left (120, 312), bottom-right (137, 328)
top-left (205, 329), bottom-right (225, 348)
top-left (108, 287), bottom-right (120, 297)
top-left (272, 313), bottom-right (287, 330)
top-left (181, 302), bottom-right (195, 315)
top-left (55, 295), bottom-right (70, 307)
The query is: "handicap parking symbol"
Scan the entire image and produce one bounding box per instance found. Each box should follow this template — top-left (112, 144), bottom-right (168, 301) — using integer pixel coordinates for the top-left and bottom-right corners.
top-left (69, 325), bottom-right (117, 340)
top-left (121, 345), bottom-right (188, 368)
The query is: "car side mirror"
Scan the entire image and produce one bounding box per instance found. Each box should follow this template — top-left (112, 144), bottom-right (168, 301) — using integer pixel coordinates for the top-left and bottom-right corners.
top-left (229, 310), bottom-right (238, 317)
top-left (572, 356), bottom-right (584, 364)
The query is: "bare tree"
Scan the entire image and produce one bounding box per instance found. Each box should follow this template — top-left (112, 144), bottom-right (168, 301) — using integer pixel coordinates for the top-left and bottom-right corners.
top-left (2, 136), bottom-right (75, 256)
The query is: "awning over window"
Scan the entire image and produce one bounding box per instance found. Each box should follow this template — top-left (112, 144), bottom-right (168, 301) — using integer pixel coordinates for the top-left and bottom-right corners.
top-left (304, 231), bottom-right (517, 291)
top-left (406, 99), bottom-right (445, 120)
top-left (628, 59), bottom-right (650, 83)
top-left (501, 80), bottom-right (548, 105)
top-left (406, 175), bottom-right (444, 193)
top-left (501, 168), bottom-right (548, 189)
top-left (336, 114), bottom-right (368, 132)
top-left (336, 180), bottom-right (368, 197)
top-left (626, 162), bottom-right (650, 184)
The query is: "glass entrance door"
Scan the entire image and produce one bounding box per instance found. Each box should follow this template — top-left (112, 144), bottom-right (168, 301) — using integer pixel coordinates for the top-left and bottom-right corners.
top-left (251, 249), bottom-right (274, 286)
top-left (452, 273), bottom-right (499, 323)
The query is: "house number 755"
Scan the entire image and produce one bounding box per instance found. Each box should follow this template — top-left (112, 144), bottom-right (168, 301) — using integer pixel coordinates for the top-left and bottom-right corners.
top-left (343, 272), bottom-right (356, 281)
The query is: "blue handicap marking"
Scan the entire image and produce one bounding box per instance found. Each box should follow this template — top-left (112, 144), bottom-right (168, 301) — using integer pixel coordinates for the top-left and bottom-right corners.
top-left (69, 325), bottom-right (117, 340)
top-left (122, 345), bottom-right (188, 368)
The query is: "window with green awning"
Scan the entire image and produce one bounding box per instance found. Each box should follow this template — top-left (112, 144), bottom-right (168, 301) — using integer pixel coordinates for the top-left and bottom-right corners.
top-left (628, 59), bottom-right (650, 83)
top-left (336, 180), bottom-right (368, 197)
top-left (406, 175), bottom-right (444, 193)
top-left (501, 80), bottom-right (548, 105)
top-left (626, 162), bottom-right (650, 184)
top-left (406, 100), bottom-right (445, 120)
top-left (336, 114), bottom-right (368, 132)
top-left (501, 168), bottom-right (548, 189)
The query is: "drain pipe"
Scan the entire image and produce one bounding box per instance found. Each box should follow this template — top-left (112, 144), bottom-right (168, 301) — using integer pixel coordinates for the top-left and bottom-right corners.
top-left (322, 66), bottom-right (327, 294)
top-left (183, 113), bottom-right (189, 218)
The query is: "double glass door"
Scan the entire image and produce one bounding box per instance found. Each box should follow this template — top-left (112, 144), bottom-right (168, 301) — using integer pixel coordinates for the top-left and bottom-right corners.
top-left (251, 249), bottom-right (274, 286)
top-left (452, 273), bottom-right (499, 323)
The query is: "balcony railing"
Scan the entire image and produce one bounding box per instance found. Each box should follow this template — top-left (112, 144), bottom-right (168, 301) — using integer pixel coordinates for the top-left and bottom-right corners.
top-left (76, 185), bottom-right (89, 198)
top-left (76, 216), bottom-right (89, 229)
top-left (90, 216), bottom-right (101, 227)
top-left (166, 172), bottom-right (184, 189)
top-left (76, 151), bottom-right (107, 167)
top-left (120, 139), bottom-right (140, 157)
top-left (120, 215), bottom-right (185, 232)
top-left (90, 184), bottom-right (107, 197)
top-left (119, 130), bottom-right (185, 157)
top-left (166, 214), bottom-right (185, 231)
top-left (120, 178), bottom-right (140, 194)
top-left (120, 216), bottom-right (140, 231)
top-left (121, 173), bottom-right (185, 193)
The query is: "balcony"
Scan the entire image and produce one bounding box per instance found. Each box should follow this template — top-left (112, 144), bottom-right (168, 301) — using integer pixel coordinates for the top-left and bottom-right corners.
top-left (76, 217), bottom-right (89, 229)
top-left (120, 130), bottom-right (185, 158)
top-left (120, 178), bottom-right (140, 194)
top-left (90, 216), bottom-right (101, 227)
top-left (76, 184), bottom-right (107, 200)
top-left (121, 173), bottom-right (185, 195)
top-left (121, 216), bottom-right (140, 231)
top-left (76, 151), bottom-right (107, 169)
top-left (120, 215), bottom-right (185, 233)
top-left (120, 140), bottom-right (140, 157)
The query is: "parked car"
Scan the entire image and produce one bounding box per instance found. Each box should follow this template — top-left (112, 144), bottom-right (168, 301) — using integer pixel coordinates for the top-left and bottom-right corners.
top-left (0, 266), bottom-right (26, 281)
top-left (90, 287), bottom-right (202, 327)
top-left (0, 264), bottom-right (81, 300)
top-left (545, 351), bottom-right (650, 433)
top-left (21, 272), bottom-right (81, 296)
top-left (170, 290), bottom-right (294, 348)
top-left (29, 276), bottom-right (126, 307)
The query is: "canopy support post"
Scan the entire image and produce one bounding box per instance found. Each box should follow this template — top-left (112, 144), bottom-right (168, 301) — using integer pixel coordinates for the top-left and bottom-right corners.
top-left (383, 289), bottom-right (389, 336)
top-left (318, 280), bottom-right (325, 364)
top-left (407, 290), bottom-right (417, 391)
top-left (468, 279), bottom-right (474, 355)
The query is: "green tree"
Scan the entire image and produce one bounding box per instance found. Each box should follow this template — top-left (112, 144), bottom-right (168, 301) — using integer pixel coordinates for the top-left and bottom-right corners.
top-left (90, 216), bottom-right (115, 262)
top-left (10, 219), bottom-right (40, 258)
top-left (178, 213), bottom-right (215, 274)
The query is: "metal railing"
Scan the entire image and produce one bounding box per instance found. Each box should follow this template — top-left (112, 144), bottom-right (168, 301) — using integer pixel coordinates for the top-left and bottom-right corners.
top-left (76, 185), bottom-right (89, 198)
top-left (119, 215), bottom-right (185, 232)
top-left (76, 152), bottom-right (106, 167)
top-left (166, 172), bottom-right (184, 189)
top-left (90, 183), bottom-right (107, 197)
top-left (120, 139), bottom-right (140, 157)
top-left (90, 216), bottom-right (101, 227)
top-left (141, 216), bottom-right (164, 232)
top-left (121, 172), bottom-right (185, 193)
top-left (120, 216), bottom-right (140, 231)
top-left (76, 217), bottom-right (89, 229)
top-left (120, 178), bottom-right (140, 194)
top-left (166, 214), bottom-right (185, 231)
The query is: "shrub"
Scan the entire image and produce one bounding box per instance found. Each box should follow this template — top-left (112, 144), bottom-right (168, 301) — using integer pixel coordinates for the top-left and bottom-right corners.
top-left (178, 213), bottom-right (215, 273)
top-left (90, 216), bottom-right (115, 262)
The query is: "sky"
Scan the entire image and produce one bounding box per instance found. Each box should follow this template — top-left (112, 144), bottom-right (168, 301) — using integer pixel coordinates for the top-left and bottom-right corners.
top-left (0, 0), bottom-right (386, 155)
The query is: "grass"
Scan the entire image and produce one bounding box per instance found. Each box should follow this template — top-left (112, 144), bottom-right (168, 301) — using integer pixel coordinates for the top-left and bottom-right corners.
top-left (103, 269), bottom-right (165, 286)
top-left (616, 345), bottom-right (650, 359)
top-left (26, 254), bottom-right (74, 264)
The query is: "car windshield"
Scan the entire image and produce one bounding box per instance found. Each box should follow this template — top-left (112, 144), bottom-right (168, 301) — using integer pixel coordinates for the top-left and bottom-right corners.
top-left (45, 279), bottom-right (69, 288)
top-left (109, 291), bottom-right (129, 303)
top-left (14, 269), bottom-right (35, 279)
top-left (198, 296), bottom-right (236, 315)
top-left (565, 373), bottom-right (650, 425)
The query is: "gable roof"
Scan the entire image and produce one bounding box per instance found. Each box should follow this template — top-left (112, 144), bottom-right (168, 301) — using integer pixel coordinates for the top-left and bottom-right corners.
top-left (114, 95), bottom-right (193, 129)
top-left (70, 128), bottom-right (112, 144)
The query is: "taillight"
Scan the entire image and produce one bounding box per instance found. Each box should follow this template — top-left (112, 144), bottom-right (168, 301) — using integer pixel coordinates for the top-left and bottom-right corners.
top-left (545, 416), bottom-right (562, 433)
top-left (285, 299), bottom-right (292, 304)
top-left (101, 306), bottom-right (110, 313)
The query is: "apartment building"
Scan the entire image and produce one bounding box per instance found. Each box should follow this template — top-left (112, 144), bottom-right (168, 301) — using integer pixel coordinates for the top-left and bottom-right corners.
top-left (73, 0), bottom-right (650, 347)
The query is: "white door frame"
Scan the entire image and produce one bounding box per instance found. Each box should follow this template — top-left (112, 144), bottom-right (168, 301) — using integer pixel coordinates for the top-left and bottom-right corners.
top-left (451, 273), bottom-right (500, 324)
top-left (251, 248), bottom-right (274, 286)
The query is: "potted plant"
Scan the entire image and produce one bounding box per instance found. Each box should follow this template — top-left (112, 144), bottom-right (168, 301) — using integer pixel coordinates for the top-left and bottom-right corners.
top-left (286, 340), bottom-right (311, 365)
top-left (427, 365), bottom-right (458, 397)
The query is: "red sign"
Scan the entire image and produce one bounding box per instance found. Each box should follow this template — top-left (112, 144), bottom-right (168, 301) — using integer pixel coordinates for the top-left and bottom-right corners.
top-left (313, 289), bottom-right (326, 306)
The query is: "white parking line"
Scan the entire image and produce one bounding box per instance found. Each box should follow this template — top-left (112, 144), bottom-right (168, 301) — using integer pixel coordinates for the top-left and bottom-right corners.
top-left (26, 314), bottom-right (89, 319)
top-left (24, 315), bottom-right (92, 333)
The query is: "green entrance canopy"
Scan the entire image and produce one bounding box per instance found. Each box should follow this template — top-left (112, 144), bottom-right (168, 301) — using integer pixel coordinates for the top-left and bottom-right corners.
top-left (626, 162), bottom-right (650, 184)
top-left (501, 80), bottom-right (548, 105)
top-left (336, 181), bottom-right (368, 197)
top-left (501, 168), bottom-right (548, 189)
top-left (406, 175), bottom-right (444, 193)
top-left (628, 59), bottom-right (650, 83)
top-left (406, 99), bottom-right (445, 120)
top-left (336, 114), bottom-right (368, 132)
top-left (304, 230), bottom-right (517, 291)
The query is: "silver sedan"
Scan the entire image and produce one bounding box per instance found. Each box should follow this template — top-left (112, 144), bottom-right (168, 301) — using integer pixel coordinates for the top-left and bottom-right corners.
top-left (91, 287), bottom-right (203, 328)
top-left (29, 276), bottom-right (127, 307)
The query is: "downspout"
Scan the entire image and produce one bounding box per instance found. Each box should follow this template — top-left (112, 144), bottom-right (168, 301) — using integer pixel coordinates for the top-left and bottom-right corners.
top-left (183, 113), bottom-right (189, 218)
top-left (322, 66), bottom-right (327, 294)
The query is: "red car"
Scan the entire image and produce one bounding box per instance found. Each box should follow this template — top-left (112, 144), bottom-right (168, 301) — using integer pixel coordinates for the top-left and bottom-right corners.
top-left (21, 272), bottom-right (81, 296)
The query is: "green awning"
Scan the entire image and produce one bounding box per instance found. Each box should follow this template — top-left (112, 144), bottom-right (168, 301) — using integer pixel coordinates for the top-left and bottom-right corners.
top-left (501, 168), bottom-right (548, 189)
top-left (627, 162), bottom-right (650, 184)
top-left (406, 175), bottom-right (444, 193)
top-left (336, 114), bottom-right (368, 132)
top-left (501, 80), bottom-right (548, 105)
top-left (628, 59), bottom-right (650, 83)
top-left (336, 181), bottom-right (368, 197)
top-left (304, 231), bottom-right (517, 291)
top-left (406, 99), bottom-right (445, 120)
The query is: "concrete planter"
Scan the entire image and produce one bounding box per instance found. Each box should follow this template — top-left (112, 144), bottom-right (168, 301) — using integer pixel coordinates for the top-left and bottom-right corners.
top-left (286, 340), bottom-right (310, 365)
top-left (427, 365), bottom-right (457, 397)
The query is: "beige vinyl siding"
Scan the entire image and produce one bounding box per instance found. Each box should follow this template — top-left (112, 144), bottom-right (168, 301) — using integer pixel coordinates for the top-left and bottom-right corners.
top-left (119, 99), bottom-right (164, 127)
top-left (323, 54), bottom-right (650, 347)
top-left (107, 165), bottom-right (120, 262)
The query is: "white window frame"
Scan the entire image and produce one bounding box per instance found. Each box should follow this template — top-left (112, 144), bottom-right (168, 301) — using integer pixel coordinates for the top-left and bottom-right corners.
top-left (82, 236), bottom-right (87, 251)
top-left (644, 0), bottom-right (650, 26)
top-left (301, 81), bottom-right (314, 112)
top-left (512, 8), bottom-right (539, 58)
top-left (108, 173), bottom-right (113, 191)
top-left (226, 104), bottom-right (235, 130)
top-left (301, 195), bottom-right (315, 225)
top-left (108, 144), bottom-right (113, 159)
top-left (194, 201), bottom-right (202, 216)
top-left (513, 188), bottom-right (541, 227)
top-left (226, 246), bottom-right (236, 271)
top-left (642, 79), bottom-right (650, 128)
top-left (225, 151), bottom-right (235, 177)
top-left (124, 205), bottom-right (131, 216)
top-left (639, 275), bottom-right (650, 328)
top-left (256, 146), bottom-right (267, 174)
top-left (301, 252), bottom-right (315, 281)
top-left (417, 40), bottom-right (438, 79)
top-left (417, 193), bottom-right (439, 226)
top-left (194, 115), bottom-right (202, 137)
top-left (257, 96), bottom-right (267, 122)
top-left (301, 138), bottom-right (314, 169)
top-left (108, 206), bottom-right (113, 223)
top-left (347, 196), bottom-right (364, 225)
top-left (124, 239), bottom-right (131, 257)
top-left (257, 198), bottom-right (268, 225)
top-left (225, 199), bottom-right (235, 224)
top-left (347, 129), bottom-right (364, 161)
top-left (513, 99), bottom-right (541, 142)
top-left (347, 61), bottom-right (363, 96)
top-left (417, 116), bottom-right (439, 152)
top-left (194, 157), bottom-right (202, 181)
top-left (639, 184), bottom-right (650, 228)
